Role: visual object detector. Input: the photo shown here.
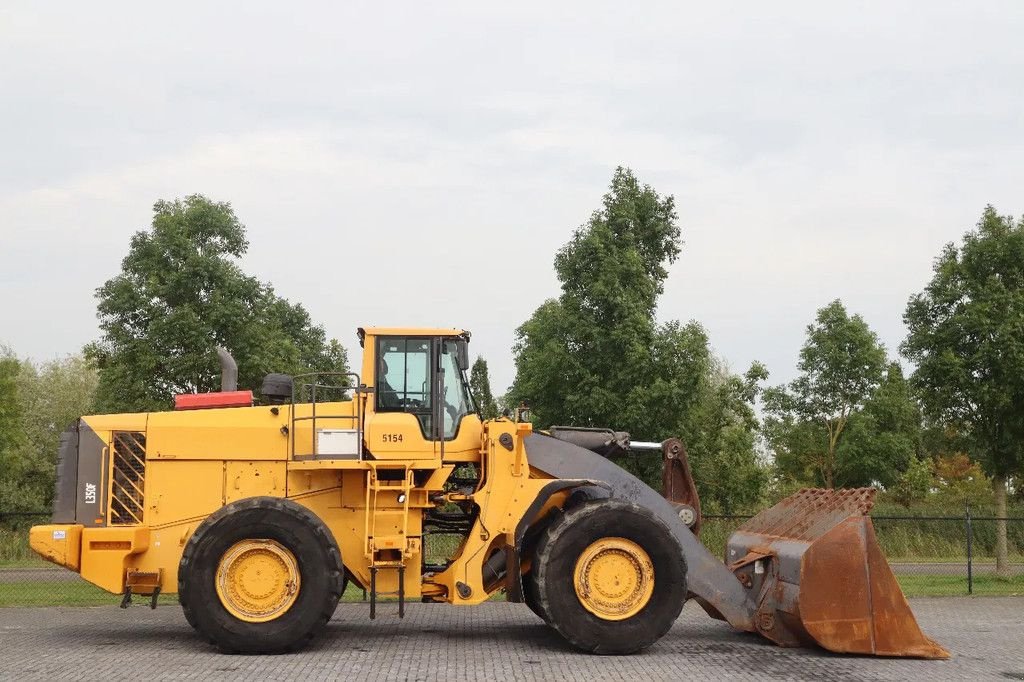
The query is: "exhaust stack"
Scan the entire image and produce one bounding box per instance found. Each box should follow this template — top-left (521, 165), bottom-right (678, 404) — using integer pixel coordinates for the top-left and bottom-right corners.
top-left (217, 347), bottom-right (237, 392)
top-left (172, 347), bottom-right (252, 410)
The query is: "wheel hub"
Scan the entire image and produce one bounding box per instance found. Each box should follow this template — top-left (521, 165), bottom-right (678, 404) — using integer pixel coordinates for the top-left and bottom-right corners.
top-left (573, 537), bottom-right (654, 621)
top-left (215, 539), bottom-right (300, 622)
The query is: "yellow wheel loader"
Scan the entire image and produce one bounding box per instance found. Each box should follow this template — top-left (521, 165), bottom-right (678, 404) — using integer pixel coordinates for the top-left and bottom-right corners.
top-left (30, 327), bottom-right (948, 657)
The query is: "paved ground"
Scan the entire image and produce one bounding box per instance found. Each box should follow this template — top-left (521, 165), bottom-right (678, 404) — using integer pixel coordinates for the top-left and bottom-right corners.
top-left (0, 598), bottom-right (1021, 681)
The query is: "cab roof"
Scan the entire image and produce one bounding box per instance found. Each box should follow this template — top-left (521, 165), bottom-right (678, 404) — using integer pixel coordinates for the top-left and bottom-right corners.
top-left (357, 327), bottom-right (470, 346)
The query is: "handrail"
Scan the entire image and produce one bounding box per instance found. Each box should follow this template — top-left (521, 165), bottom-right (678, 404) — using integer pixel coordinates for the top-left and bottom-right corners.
top-left (289, 371), bottom-right (364, 460)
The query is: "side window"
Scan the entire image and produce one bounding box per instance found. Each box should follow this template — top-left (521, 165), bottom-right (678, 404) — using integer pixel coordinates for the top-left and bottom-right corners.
top-left (376, 338), bottom-right (432, 436)
top-left (440, 340), bottom-right (472, 439)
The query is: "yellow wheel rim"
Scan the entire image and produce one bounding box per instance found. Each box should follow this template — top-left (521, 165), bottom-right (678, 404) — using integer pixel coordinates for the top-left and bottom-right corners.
top-left (573, 537), bottom-right (655, 621)
top-left (215, 539), bottom-right (300, 623)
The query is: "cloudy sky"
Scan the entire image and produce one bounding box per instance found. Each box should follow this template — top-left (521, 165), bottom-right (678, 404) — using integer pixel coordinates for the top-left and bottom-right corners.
top-left (2, 2), bottom-right (1022, 394)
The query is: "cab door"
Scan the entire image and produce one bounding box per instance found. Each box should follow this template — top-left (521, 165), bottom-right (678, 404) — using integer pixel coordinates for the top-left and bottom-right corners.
top-left (433, 337), bottom-right (483, 462)
top-left (365, 336), bottom-right (437, 460)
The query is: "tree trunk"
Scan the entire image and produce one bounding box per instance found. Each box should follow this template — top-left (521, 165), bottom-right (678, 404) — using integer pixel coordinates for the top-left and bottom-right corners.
top-left (993, 474), bottom-right (1009, 579)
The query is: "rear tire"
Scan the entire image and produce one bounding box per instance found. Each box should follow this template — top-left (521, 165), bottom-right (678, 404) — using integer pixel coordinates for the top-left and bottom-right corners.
top-left (532, 498), bottom-right (685, 654)
top-left (178, 497), bottom-right (344, 654)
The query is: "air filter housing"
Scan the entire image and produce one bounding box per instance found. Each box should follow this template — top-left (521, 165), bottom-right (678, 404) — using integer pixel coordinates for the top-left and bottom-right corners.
top-left (261, 373), bottom-right (294, 404)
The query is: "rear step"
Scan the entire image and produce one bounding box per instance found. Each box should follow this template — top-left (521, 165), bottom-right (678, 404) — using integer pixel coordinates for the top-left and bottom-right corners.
top-left (121, 569), bottom-right (162, 609)
top-left (368, 562), bottom-right (406, 619)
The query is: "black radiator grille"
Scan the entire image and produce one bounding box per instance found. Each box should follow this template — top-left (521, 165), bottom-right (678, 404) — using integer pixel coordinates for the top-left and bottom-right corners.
top-left (110, 431), bottom-right (146, 525)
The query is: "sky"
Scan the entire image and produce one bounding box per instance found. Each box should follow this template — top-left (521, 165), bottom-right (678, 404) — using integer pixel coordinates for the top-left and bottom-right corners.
top-left (1, 2), bottom-right (1023, 395)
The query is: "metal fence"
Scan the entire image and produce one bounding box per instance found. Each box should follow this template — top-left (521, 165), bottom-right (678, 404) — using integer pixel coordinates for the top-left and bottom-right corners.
top-left (2, 509), bottom-right (1022, 607)
top-left (701, 511), bottom-right (1024, 596)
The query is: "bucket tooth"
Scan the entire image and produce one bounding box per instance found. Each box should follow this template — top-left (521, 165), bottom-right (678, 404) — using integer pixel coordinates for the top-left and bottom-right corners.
top-left (726, 488), bottom-right (949, 659)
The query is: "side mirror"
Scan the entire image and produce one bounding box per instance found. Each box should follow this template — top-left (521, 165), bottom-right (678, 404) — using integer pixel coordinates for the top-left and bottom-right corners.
top-left (456, 339), bottom-right (470, 371)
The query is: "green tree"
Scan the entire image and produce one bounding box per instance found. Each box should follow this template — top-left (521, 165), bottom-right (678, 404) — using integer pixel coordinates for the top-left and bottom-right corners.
top-left (510, 167), bottom-right (687, 435)
top-left (17, 355), bottom-right (99, 465)
top-left (930, 452), bottom-right (992, 507)
top-left (890, 455), bottom-right (932, 509)
top-left (469, 357), bottom-right (499, 420)
top-left (681, 361), bottom-right (769, 514)
top-left (18, 355), bottom-right (99, 509)
top-left (0, 351), bottom-right (26, 510)
top-left (764, 300), bottom-right (887, 488)
top-left (762, 414), bottom-right (822, 489)
top-left (902, 205), bottom-right (1024, 576)
top-left (835, 363), bottom-right (921, 488)
top-left (0, 350), bottom-right (99, 512)
top-left (86, 195), bottom-right (348, 413)
top-left (509, 167), bottom-right (766, 508)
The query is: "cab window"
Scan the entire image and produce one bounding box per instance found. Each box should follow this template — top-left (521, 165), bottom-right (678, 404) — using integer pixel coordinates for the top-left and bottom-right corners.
top-left (440, 339), bottom-right (474, 439)
top-left (375, 336), bottom-right (475, 441)
top-left (376, 338), bottom-right (433, 435)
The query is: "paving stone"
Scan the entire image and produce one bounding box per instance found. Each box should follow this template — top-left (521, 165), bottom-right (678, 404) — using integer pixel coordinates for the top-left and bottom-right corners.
top-left (0, 598), bottom-right (1020, 681)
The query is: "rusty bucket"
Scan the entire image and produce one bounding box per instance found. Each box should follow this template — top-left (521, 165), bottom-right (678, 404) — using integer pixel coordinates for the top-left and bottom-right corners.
top-left (725, 488), bottom-right (949, 659)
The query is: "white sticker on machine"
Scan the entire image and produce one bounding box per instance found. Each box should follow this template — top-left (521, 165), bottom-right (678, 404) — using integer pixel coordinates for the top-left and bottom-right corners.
top-left (52, 530), bottom-right (66, 540)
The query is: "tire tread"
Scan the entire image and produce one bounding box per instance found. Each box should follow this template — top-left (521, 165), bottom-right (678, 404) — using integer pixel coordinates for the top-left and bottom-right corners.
top-left (178, 496), bottom-right (343, 654)
top-left (532, 498), bottom-right (686, 654)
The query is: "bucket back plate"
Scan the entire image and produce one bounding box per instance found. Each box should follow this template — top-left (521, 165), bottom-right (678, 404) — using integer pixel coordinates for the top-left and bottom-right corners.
top-left (727, 488), bottom-right (949, 659)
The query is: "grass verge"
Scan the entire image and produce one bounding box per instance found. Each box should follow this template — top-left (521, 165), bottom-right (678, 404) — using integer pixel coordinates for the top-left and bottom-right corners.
top-left (0, 581), bottom-right (130, 607)
top-left (896, 573), bottom-right (1024, 597)
top-left (0, 580), bottom-right (390, 608)
top-left (0, 559), bottom-right (50, 569)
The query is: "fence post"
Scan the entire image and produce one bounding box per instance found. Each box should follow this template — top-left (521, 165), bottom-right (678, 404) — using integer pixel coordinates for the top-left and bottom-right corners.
top-left (965, 503), bottom-right (973, 596)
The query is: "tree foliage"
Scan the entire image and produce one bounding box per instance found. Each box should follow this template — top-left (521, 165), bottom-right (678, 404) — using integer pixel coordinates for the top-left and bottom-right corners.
top-left (510, 167), bottom-right (766, 511)
top-left (889, 455), bottom-right (932, 509)
top-left (679, 361), bottom-right (769, 514)
top-left (930, 452), bottom-right (992, 506)
top-left (510, 168), bottom-right (684, 434)
top-left (836, 363), bottom-right (921, 488)
top-left (0, 351), bottom-right (98, 511)
top-left (86, 195), bottom-right (348, 413)
top-left (902, 205), bottom-right (1024, 574)
top-left (764, 300), bottom-right (898, 488)
top-left (469, 357), bottom-right (499, 420)
top-left (0, 352), bottom-right (25, 510)
top-left (902, 206), bottom-right (1024, 483)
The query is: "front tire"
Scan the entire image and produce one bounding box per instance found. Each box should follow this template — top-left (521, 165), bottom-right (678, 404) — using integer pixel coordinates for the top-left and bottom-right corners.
top-left (523, 486), bottom-right (609, 624)
top-left (532, 498), bottom-right (686, 654)
top-left (523, 568), bottom-right (550, 623)
top-left (178, 497), bottom-right (344, 654)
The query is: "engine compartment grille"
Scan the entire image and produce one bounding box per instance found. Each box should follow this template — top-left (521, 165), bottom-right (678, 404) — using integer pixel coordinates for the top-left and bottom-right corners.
top-left (110, 431), bottom-right (146, 525)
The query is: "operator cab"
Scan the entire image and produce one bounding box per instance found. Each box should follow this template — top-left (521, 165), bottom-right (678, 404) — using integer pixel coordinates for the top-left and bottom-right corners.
top-left (359, 328), bottom-right (482, 461)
